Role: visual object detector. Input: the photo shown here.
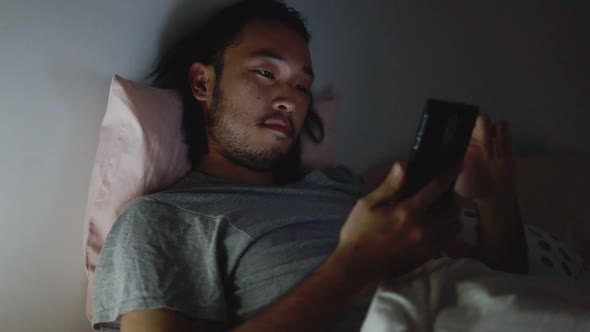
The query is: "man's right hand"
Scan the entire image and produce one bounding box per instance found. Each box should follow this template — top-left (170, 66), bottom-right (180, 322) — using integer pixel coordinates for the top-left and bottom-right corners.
top-left (336, 161), bottom-right (463, 285)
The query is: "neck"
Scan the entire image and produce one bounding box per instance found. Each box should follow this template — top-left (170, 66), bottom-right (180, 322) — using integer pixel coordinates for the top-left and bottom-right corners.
top-left (196, 151), bottom-right (277, 186)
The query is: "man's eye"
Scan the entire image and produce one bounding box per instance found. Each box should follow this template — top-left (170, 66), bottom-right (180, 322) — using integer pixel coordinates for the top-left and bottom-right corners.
top-left (256, 70), bottom-right (274, 78)
top-left (296, 84), bottom-right (310, 94)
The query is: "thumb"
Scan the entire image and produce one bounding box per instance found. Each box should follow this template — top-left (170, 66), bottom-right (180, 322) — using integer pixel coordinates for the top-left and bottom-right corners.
top-left (364, 162), bottom-right (405, 207)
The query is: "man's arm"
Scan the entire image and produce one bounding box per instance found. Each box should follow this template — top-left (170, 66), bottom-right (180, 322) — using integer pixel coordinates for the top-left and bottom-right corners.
top-left (121, 309), bottom-right (225, 332)
top-left (476, 199), bottom-right (529, 274)
top-left (231, 249), bottom-right (376, 332)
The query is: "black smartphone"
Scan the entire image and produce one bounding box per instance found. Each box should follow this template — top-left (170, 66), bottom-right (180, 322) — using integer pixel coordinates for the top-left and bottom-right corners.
top-left (396, 99), bottom-right (479, 207)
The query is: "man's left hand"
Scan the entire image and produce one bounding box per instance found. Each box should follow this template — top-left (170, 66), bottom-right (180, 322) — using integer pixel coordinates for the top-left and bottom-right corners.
top-left (454, 112), bottom-right (517, 209)
top-left (452, 112), bottom-right (528, 273)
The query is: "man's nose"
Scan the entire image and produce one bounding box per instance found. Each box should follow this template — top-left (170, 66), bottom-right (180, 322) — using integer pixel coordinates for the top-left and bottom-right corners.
top-left (272, 87), bottom-right (296, 113)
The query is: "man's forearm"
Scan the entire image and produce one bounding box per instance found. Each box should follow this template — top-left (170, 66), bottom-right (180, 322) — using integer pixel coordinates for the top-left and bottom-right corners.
top-left (231, 249), bottom-right (376, 332)
top-left (476, 199), bottom-right (529, 274)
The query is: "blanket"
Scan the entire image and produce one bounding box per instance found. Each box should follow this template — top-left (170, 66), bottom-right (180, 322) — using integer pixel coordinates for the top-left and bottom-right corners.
top-left (361, 258), bottom-right (590, 332)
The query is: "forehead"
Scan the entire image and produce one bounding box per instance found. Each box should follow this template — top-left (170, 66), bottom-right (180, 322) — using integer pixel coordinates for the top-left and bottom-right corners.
top-left (225, 19), bottom-right (312, 67)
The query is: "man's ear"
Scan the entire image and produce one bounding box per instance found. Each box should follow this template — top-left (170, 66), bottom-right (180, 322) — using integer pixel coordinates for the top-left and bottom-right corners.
top-left (189, 62), bottom-right (216, 103)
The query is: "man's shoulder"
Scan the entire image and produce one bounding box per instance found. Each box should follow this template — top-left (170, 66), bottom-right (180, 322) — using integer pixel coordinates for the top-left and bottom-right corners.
top-left (121, 195), bottom-right (177, 218)
top-left (106, 194), bottom-right (235, 256)
top-left (115, 192), bottom-right (241, 235)
top-left (113, 194), bottom-right (202, 234)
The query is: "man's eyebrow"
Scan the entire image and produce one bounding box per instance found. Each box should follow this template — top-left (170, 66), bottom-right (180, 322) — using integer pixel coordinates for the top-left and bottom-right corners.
top-left (248, 49), bottom-right (314, 80)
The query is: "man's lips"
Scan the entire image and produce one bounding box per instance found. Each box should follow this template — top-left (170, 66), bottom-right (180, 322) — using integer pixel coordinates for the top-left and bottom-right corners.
top-left (262, 118), bottom-right (292, 137)
top-left (262, 124), bottom-right (291, 137)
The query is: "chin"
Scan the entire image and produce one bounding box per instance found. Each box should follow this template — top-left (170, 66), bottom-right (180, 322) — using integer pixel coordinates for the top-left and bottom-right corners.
top-left (260, 145), bottom-right (291, 159)
top-left (254, 135), bottom-right (292, 151)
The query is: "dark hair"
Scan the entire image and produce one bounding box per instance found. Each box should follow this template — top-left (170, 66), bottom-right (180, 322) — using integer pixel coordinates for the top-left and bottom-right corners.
top-left (149, 0), bottom-right (324, 179)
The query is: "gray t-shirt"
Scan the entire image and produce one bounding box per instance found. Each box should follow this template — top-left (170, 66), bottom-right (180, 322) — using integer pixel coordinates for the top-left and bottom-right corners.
top-left (92, 166), bottom-right (375, 331)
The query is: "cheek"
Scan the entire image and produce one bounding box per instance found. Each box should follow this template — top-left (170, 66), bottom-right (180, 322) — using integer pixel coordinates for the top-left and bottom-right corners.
top-left (241, 79), bottom-right (269, 105)
top-left (226, 81), bottom-right (267, 116)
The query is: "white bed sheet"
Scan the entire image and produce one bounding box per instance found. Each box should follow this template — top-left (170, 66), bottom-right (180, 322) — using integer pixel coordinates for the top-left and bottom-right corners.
top-left (361, 258), bottom-right (590, 332)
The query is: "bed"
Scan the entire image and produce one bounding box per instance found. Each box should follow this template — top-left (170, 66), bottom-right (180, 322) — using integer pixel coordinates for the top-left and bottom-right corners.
top-left (84, 75), bottom-right (590, 331)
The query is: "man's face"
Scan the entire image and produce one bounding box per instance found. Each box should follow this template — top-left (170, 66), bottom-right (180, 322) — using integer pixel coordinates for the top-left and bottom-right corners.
top-left (204, 19), bottom-right (314, 171)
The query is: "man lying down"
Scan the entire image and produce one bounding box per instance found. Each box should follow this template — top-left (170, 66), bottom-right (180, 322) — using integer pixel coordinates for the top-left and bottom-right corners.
top-left (91, 1), bottom-right (590, 331)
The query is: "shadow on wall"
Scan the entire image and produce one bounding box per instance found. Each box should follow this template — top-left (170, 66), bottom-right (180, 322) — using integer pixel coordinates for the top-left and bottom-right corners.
top-left (141, 0), bottom-right (235, 82)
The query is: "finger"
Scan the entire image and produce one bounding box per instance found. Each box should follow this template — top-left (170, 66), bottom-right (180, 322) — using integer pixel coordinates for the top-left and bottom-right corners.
top-left (471, 113), bottom-right (494, 160)
top-left (405, 162), bottom-right (461, 212)
top-left (364, 162), bottom-right (405, 207)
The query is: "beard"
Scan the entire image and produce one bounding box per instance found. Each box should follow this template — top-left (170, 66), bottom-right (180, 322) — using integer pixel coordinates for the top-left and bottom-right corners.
top-left (206, 84), bottom-right (298, 172)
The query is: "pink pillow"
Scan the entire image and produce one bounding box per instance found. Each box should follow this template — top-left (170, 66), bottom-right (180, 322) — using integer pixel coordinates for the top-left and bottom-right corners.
top-left (83, 75), bottom-right (337, 321)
